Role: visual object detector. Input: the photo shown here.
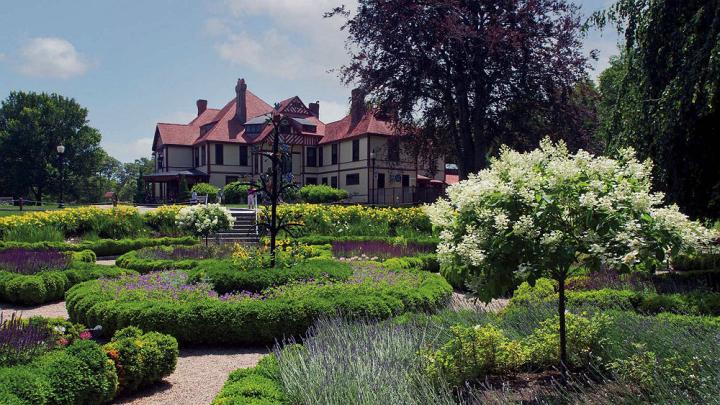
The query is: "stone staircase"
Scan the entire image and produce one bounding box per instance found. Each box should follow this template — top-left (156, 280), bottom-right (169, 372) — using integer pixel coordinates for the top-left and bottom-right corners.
top-left (215, 209), bottom-right (260, 244)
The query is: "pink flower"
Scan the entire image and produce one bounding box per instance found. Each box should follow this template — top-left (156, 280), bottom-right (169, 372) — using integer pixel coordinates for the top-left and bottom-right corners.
top-left (79, 331), bottom-right (92, 340)
top-left (58, 337), bottom-right (69, 346)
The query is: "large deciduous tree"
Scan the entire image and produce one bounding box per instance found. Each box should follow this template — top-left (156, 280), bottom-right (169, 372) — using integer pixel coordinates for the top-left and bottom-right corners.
top-left (0, 91), bottom-right (104, 203)
top-left (591, 0), bottom-right (720, 218)
top-left (329, 0), bottom-right (593, 178)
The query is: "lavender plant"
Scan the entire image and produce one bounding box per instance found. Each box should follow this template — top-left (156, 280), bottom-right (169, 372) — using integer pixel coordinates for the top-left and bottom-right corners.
top-left (331, 240), bottom-right (435, 260)
top-left (0, 313), bottom-right (54, 366)
top-left (0, 248), bottom-right (71, 274)
top-left (136, 244), bottom-right (233, 260)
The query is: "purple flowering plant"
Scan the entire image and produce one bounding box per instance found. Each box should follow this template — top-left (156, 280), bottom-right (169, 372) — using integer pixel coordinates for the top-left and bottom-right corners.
top-left (0, 248), bottom-right (71, 274)
top-left (331, 240), bottom-right (434, 260)
top-left (0, 313), bottom-right (54, 366)
top-left (97, 271), bottom-right (262, 302)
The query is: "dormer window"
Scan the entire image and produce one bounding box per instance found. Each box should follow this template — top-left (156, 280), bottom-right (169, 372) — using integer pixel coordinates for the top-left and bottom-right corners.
top-left (245, 124), bottom-right (263, 135)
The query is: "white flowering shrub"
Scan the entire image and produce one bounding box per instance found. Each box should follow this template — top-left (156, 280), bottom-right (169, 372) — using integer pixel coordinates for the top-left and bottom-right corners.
top-left (425, 139), bottom-right (716, 298)
top-left (176, 204), bottom-right (234, 243)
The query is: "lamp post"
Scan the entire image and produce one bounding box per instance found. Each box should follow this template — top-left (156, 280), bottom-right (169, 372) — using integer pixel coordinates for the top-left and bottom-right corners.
top-left (370, 150), bottom-right (376, 205)
top-left (57, 145), bottom-right (66, 209)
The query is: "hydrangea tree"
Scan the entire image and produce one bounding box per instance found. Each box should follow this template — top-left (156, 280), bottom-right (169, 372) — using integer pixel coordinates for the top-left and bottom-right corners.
top-left (176, 204), bottom-right (234, 246)
top-left (425, 139), bottom-right (715, 368)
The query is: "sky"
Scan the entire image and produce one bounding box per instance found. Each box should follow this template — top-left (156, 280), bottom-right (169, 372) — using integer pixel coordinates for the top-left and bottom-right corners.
top-left (0, 0), bottom-right (620, 163)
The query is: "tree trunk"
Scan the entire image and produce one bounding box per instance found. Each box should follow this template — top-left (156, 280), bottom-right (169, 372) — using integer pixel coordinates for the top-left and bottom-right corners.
top-left (558, 275), bottom-right (568, 375)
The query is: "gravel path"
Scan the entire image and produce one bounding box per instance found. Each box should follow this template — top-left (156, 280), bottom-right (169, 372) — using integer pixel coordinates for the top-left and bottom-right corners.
top-left (114, 347), bottom-right (268, 405)
top-left (0, 301), bottom-right (68, 319)
top-left (96, 259), bottom-right (116, 266)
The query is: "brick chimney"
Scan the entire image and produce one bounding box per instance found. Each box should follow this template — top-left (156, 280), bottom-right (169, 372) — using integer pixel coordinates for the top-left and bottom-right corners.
top-left (235, 78), bottom-right (247, 123)
top-left (350, 88), bottom-right (366, 127)
top-left (196, 99), bottom-right (207, 116)
top-left (308, 101), bottom-right (320, 118)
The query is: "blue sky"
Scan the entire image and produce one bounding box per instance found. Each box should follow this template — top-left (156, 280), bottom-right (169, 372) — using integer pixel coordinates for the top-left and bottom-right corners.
top-left (0, 0), bottom-right (620, 162)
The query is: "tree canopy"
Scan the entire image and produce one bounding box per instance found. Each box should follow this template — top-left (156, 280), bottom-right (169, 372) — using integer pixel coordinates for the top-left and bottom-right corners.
top-left (0, 91), bottom-right (105, 202)
top-left (329, 0), bottom-right (594, 178)
top-left (591, 0), bottom-right (720, 218)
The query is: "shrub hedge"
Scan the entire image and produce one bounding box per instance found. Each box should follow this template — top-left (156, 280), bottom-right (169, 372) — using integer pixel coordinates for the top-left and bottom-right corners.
top-left (0, 327), bottom-right (178, 404)
top-left (297, 184), bottom-right (349, 203)
top-left (0, 263), bottom-right (136, 305)
top-left (187, 258), bottom-right (354, 293)
top-left (0, 339), bottom-right (117, 404)
top-left (223, 182), bottom-right (250, 204)
top-left (295, 235), bottom-right (439, 247)
top-left (66, 266), bottom-right (452, 345)
top-left (508, 278), bottom-right (720, 317)
top-left (104, 326), bottom-right (179, 394)
top-left (212, 354), bottom-right (284, 405)
top-left (0, 236), bottom-right (197, 257)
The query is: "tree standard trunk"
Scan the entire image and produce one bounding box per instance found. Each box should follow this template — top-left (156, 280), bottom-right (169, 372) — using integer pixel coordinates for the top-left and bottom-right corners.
top-left (558, 275), bottom-right (568, 376)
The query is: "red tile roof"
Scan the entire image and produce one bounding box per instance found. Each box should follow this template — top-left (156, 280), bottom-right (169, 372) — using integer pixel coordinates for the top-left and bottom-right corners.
top-left (321, 110), bottom-right (400, 144)
top-left (152, 85), bottom-right (399, 150)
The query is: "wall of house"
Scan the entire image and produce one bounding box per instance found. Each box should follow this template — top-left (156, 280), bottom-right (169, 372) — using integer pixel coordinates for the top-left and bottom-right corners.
top-left (167, 146), bottom-right (193, 170)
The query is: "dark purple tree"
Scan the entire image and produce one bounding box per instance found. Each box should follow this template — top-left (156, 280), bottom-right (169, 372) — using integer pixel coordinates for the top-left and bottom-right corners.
top-left (329, 0), bottom-right (593, 178)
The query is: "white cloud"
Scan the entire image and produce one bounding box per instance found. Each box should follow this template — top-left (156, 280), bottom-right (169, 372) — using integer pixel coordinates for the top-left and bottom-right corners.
top-left (18, 37), bottom-right (89, 79)
top-left (209, 0), bottom-right (356, 79)
top-left (317, 99), bottom-right (347, 122)
top-left (204, 17), bottom-right (230, 36)
top-left (103, 137), bottom-right (153, 163)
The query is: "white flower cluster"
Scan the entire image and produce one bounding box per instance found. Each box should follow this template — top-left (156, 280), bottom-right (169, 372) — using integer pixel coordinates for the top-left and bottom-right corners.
top-left (176, 204), bottom-right (235, 237)
top-left (424, 139), bottom-right (717, 276)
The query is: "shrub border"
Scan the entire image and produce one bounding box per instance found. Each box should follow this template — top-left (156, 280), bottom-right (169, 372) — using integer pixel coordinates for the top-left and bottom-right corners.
top-left (0, 236), bottom-right (197, 257)
top-left (0, 263), bottom-right (137, 305)
top-left (212, 354), bottom-right (284, 404)
top-left (66, 263), bottom-right (452, 345)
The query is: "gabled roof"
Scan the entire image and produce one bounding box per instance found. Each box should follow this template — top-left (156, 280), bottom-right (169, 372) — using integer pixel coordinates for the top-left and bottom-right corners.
top-left (196, 90), bottom-right (274, 144)
top-left (154, 123), bottom-right (198, 148)
top-left (321, 110), bottom-right (400, 144)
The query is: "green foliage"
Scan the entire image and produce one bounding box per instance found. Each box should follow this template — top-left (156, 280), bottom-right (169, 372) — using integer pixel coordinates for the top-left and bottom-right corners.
top-left (0, 340), bottom-right (118, 405)
top-left (212, 355), bottom-right (285, 405)
top-left (297, 184), bottom-right (349, 203)
top-left (506, 277), bottom-right (720, 317)
top-left (65, 266), bottom-right (452, 345)
top-left (191, 182), bottom-right (218, 201)
top-left (0, 91), bottom-right (105, 203)
top-left (1, 225), bottom-right (64, 243)
top-left (223, 182), bottom-right (250, 204)
top-left (0, 236), bottom-right (197, 257)
top-left (591, 1), bottom-right (720, 218)
top-left (177, 176), bottom-right (190, 202)
top-left (103, 326), bottom-right (178, 394)
top-left (71, 249), bottom-right (96, 263)
top-left (422, 312), bottom-right (609, 384)
top-left (0, 262), bottom-right (136, 305)
top-left (187, 258), bottom-right (353, 293)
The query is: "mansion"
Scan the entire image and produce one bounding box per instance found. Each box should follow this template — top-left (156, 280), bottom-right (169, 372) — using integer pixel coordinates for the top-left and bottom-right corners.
top-left (146, 79), bottom-right (445, 204)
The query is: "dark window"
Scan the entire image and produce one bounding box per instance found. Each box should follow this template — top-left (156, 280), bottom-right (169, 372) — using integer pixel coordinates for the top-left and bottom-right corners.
top-left (239, 146), bottom-right (248, 166)
top-left (226, 176), bottom-right (239, 184)
top-left (402, 174), bottom-right (410, 187)
top-left (254, 153), bottom-right (259, 172)
top-left (377, 173), bottom-right (385, 189)
top-left (318, 147), bottom-right (324, 167)
top-left (157, 155), bottom-right (164, 169)
top-left (306, 177), bottom-right (317, 185)
top-left (201, 146), bottom-right (206, 165)
top-left (321, 177), bottom-right (328, 185)
top-left (388, 138), bottom-right (400, 161)
top-left (346, 173), bottom-right (360, 185)
top-left (352, 139), bottom-right (360, 161)
top-left (194, 148), bottom-right (199, 167)
top-left (331, 144), bottom-right (338, 164)
top-left (306, 147), bottom-right (317, 167)
top-left (245, 124), bottom-right (262, 135)
top-left (331, 176), bottom-right (338, 188)
top-left (215, 144), bottom-right (224, 165)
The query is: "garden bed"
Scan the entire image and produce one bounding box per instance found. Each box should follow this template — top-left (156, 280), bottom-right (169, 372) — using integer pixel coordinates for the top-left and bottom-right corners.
top-left (66, 260), bottom-right (452, 345)
top-left (0, 249), bottom-right (136, 305)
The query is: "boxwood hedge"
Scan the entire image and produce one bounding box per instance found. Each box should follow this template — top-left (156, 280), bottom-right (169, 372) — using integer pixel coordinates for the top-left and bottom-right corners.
top-left (65, 263), bottom-right (452, 345)
top-left (213, 354), bottom-right (284, 405)
top-left (0, 236), bottom-right (198, 257)
top-left (0, 263), bottom-right (137, 305)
